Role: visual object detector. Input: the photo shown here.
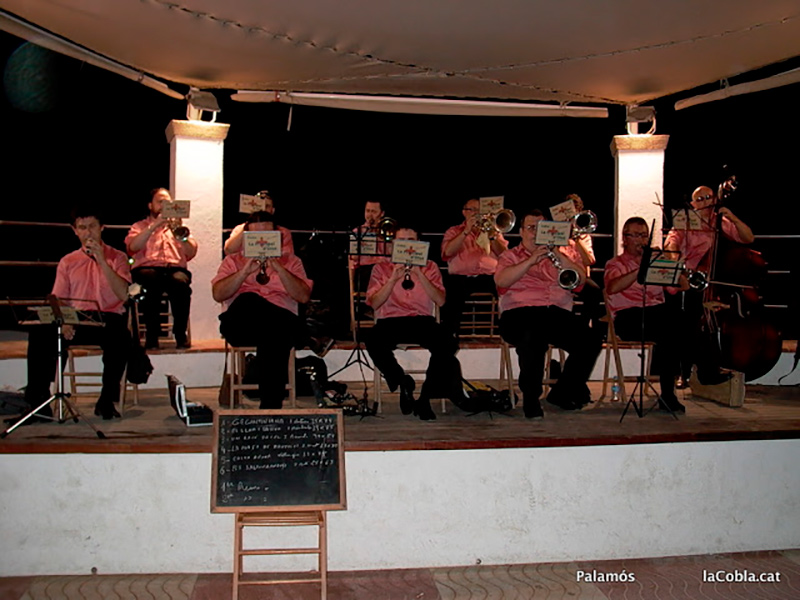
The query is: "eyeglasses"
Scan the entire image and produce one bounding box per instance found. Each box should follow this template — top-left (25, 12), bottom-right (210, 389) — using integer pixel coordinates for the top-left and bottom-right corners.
top-left (522, 224), bottom-right (537, 232)
top-left (463, 207), bottom-right (479, 213)
top-left (695, 194), bottom-right (714, 202)
top-left (623, 233), bottom-right (648, 239)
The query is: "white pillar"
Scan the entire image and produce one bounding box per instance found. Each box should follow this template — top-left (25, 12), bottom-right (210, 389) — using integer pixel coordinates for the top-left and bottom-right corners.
top-left (610, 135), bottom-right (670, 255)
top-left (165, 120), bottom-right (230, 341)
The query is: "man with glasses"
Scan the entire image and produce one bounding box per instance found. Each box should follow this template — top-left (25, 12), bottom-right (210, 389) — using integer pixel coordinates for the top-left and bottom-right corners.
top-left (441, 198), bottom-right (509, 338)
top-left (495, 210), bottom-right (602, 418)
top-left (605, 217), bottom-right (684, 413)
top-left (664, 185), bottom-right (754, 386)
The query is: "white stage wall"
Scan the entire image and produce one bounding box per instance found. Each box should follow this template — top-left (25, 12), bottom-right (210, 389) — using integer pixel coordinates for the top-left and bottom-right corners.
top-left (1, 439), bottom-right (798, 576)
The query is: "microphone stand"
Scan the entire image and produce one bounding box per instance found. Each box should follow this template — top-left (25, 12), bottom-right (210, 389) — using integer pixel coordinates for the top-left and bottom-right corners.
top-left (2, 295), bottom-right (106, 438)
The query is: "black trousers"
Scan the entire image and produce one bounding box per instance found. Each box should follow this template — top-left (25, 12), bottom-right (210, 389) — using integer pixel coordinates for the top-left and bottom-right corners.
top-left (665, 289), bottom-right (722, 380)
top-left (132, 266), bottom-right (192, 344)
top-left (499, 305), bottom-right (603, 402)
top-left (366, 316), bottom-right (460, 401)
top-left (440, 273), bottom-right (498, 338)
top-left (219, 293), bottom-right (298, 409)
top-left (25, 312), bottom-right (130, 407)
top-left (613, 304), bottom-right (680, 397)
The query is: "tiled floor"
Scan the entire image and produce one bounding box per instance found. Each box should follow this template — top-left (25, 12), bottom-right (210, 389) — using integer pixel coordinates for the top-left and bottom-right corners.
top-left (2, 550), bottom-right (799, 599)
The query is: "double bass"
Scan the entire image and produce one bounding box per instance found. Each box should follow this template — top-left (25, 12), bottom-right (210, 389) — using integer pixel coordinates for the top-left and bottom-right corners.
top-left (696, 175), bottom-right (782, 381)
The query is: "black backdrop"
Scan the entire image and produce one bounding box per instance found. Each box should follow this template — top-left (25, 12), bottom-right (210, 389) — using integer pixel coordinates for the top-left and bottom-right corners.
top-left (1, 32), bottom-right (797, 337)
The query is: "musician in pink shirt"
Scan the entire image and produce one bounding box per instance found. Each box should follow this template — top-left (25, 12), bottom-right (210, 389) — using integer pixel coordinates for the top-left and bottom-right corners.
top-left (365, 226), bottom-right (460, 421)
top-left (223, 190), bottom-right (294, 257)
top-left (440, 198), bottom-right (508, 337)
top-left (22, 204), bottom-right (131, 422)
top-left (663, 184), bottom-right (754, 386)
top-left (604, 217), bottom-right (684, 413)
top-left (212, 212), bottom-right (312, 409)
top-left (125, 188), bottom-right (198, 349)
top-left (495, 210), bottom-right (602, 418)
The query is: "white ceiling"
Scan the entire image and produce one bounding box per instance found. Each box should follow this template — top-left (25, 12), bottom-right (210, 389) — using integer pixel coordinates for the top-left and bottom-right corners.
top-left (2, 0), bottom-right (800, 106)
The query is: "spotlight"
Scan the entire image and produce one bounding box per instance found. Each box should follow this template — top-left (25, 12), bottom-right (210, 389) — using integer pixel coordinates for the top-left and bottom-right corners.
top-left (186, 88), bottom-right (220, 122)
top-left (625, 105), bottom-right (656, 135)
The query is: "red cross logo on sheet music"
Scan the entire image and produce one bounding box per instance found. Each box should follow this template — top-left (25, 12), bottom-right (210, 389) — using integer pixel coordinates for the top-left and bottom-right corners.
top-left (255, 238), bottom-right (270, 248)
top-left (404, 246), bottom-right (417, 256)
top-left (546, 225), bottom-right (560, 236)
top-left (485, 198), bottom-right (501, 211)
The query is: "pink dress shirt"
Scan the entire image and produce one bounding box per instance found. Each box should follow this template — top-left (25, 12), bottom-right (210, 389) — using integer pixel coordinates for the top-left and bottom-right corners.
top-left (603, 252), bottom-right (666, 318)
top-left (664, 216), bottom-right (744, 271)
top-left (495, 244), bottom-right (581, 313)
top-left (229, 223), bottom-right (294, 255)
top-left (125, 217), bottom-right (194, 269)
top-left (212, 253), bottom-right (312, 315)
top-left (52, 245), bottom-right (131, 314)
top-left (367, 260), bottom-right (444, 320)
top-left (441, 224), bottom-right (506, 276)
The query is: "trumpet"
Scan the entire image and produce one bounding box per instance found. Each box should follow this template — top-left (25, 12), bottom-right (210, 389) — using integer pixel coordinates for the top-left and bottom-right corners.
top-left (479, 209), bottom-right (516, 235)
top-left (401, 264), bottom-right (415, 290)
top-left (168, 218), bottom-right (190, 242)
top-left (377, 217), bottom-right (397, 242)
top-left (571, 210), bottom-right (597, 238)
top-left (545, 246), bottom-right (582, 290)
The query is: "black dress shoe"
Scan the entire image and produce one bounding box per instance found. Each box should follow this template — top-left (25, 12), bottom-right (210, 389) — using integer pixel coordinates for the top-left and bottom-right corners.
top-left (414, 398), bottom-right (436, 421)
top-left (94, 403), bottom-right (121, 420)
top-left (399, 375), bottom-right (416, 415)
top-left (523, 398), bottom-right (544, 419)
top-left (145, 339), bottom-right (160, 350)
top-left (658, 395), bottom-right (686, 414)
top-left (545, 389), bottom-right (581, 411)
top-left (175, 340), bottom-right (191, 350)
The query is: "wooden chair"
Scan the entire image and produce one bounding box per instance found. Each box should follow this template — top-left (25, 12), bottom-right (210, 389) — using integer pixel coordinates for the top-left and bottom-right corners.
top-left (459, 292), bottom-right (500, 339)
top-left (64, 346), bottom-right (138, 414)
top-left (224, 345), bottom-right (297, 408)
top-left (136, 292), bottom-right (191, 348)
top-left (372, 307), bottom-right (446, 414)
top-left (347, 262), bottom-right (374, 339)
top-left (598, 292), bottom-right (656, 404)
top-left (500, 341), bottom-right (566, 409)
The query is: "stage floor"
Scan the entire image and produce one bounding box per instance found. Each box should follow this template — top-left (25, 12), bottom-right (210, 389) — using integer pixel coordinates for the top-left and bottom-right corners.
top-left (1, 381), bottom-right (798, 454)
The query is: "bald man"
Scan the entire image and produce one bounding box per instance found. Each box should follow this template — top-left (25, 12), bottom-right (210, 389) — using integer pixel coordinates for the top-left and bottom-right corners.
top-left (664, 184), bottom-right (754, 386)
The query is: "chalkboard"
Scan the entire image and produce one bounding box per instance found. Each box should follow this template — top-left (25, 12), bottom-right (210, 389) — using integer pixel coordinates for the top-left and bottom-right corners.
top-left (211, 409), bottom-right (346, 513)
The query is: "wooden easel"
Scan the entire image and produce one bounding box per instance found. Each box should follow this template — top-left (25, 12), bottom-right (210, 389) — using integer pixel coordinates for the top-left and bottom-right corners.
top-left (233, 510), bottom-right (327, 600)
top-left (212, 409), bottom-right (346, 600)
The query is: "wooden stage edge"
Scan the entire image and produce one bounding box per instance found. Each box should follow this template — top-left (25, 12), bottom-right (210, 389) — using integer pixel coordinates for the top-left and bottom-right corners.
top-left (1, 383), bottom-right (799, 455)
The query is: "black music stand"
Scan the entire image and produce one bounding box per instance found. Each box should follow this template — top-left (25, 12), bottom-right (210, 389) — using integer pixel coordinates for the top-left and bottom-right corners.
top-left (620, 248), bottom-right (682, 422)
top-left (329, 226), bottom-right (383, 418)
top-left (2, 295), bottom-right (106, 438)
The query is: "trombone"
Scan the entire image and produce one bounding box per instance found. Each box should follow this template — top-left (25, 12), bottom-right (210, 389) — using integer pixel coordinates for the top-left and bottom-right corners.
top-left (376, 217), bottom-right (397, 242)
